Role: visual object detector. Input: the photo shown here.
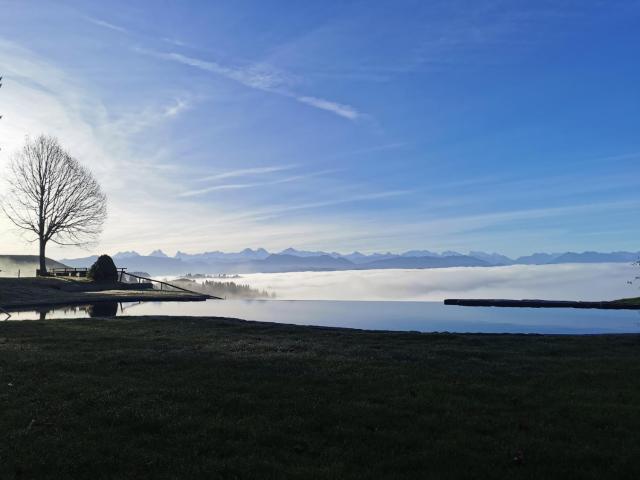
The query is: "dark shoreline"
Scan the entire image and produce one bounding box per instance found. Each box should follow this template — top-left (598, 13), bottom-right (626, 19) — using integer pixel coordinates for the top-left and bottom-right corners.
top-left (0, 277), bottom-right (210, 311)
top-left (444, 298), bottom-right (640, 309)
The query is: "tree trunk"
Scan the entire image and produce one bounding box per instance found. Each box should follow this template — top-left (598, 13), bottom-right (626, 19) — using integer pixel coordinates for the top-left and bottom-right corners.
top-left (39, 237), bottom-right (47, 276)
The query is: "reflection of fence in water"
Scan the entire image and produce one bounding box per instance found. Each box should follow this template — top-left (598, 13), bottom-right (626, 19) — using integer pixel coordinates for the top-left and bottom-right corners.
top-left (119, 301), bottom-right (142, 313)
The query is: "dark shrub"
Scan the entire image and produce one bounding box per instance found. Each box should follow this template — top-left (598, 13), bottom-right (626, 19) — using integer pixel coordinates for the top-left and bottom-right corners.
top-left (88, 255), bottom-right (118, 283)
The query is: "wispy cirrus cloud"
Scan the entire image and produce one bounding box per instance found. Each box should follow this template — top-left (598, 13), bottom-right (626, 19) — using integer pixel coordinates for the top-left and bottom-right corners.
top-left (86, 20), bottom-right (363, 120)
top-left (137, 48), bottom-right (363, 120)
top-left (295, 96), bottom-right (359, 120)
top-left (198, 165), bottom-right (296, 182)
top-left (179, 183), bottom-right (256, 197)
top-left (163, 98), bottom-right (190, 118)
top-left (226, 189), bottom-right (413, 221)
top-left (106, 97), bottom-right (191, 136)
top-left (86, 16), bottom-right (127, 33)
top-left (180, 169), bottom-right (339, 198)
top-left (279, 190), bottom-right (412, 213)
top-left (144, 50), bottom-right (288, 90)
top-left (162, 37), bottom-right (190, 48)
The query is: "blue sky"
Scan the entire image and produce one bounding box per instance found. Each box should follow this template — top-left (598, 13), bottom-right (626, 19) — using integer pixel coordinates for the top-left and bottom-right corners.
top-left (0, 0), bottom-right (639, 257)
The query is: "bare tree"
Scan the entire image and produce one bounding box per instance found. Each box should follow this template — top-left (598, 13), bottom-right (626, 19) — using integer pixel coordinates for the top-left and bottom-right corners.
top-left (2, 135), bottom-right (107, 275)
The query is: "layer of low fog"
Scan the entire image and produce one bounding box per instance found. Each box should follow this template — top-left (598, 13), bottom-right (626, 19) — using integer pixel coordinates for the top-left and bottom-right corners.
top-left (0, 260), bottom-right (24, 277)
top-left (235, 263), bottom-right (638, 301)
top-left (0, 258), bottom-right (38, 277)
top-left (0, 256), bottom-right (62, 277)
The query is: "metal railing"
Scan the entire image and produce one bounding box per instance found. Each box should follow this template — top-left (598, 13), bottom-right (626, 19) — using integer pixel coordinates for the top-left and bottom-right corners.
top-left (122, 272), bottom-right (222, 299)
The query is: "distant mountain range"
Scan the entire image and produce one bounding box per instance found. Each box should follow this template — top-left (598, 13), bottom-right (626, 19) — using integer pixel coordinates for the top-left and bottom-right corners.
top-left (58, 248), bottom-right (640, 276)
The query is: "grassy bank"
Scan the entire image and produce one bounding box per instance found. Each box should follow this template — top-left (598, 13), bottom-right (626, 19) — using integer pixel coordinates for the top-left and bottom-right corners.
top-left (1, 317), bottom-right (639, 479)
top-left (0, 277), bottom-right (206, 309)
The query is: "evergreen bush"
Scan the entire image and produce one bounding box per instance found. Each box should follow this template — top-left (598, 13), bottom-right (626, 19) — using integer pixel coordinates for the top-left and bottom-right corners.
top-left (88, 255), bottom-right (118, 283)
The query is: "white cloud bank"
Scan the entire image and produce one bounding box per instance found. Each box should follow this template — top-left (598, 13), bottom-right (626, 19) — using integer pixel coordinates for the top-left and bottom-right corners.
top-left (235, 263), bottom-right (638, 302)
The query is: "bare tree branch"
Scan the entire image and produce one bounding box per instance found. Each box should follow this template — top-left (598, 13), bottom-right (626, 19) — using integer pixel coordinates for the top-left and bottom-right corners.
top-left (1, 135), bottom-right (107, 274)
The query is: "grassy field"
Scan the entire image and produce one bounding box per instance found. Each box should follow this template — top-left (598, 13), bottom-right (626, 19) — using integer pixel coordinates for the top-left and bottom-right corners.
top-left (1, 316), bottom-right (639, 479)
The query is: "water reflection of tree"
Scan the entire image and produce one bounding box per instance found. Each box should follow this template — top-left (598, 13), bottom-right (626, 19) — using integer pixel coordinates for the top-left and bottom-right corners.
top-left (88, 302), bottom-right (118, 317)
top-left (36, 304), bottom-right (88, 320)
top-left (33, 302), bottom-right (118, 320)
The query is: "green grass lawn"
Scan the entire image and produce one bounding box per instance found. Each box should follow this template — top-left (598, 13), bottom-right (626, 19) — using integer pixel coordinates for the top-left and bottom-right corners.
top-left (1, 316), bottom-right (639, 479)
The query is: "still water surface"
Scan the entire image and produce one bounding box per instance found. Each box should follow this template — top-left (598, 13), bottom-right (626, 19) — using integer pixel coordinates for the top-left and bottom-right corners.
top-left (5, 299), bottom-right (640, 334)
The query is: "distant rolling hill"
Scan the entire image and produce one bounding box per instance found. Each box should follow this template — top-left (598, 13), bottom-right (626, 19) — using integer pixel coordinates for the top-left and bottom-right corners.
top-left (513, 253), bottom-right (561, 265)
top-left (237, 254), bottom-right (355, 273)
top-left (548, 251), bottom-right (640, 264)
top-left (0, 255), bottom-right (67, 277)
top-left (361, 255), bottom-right (489, 269)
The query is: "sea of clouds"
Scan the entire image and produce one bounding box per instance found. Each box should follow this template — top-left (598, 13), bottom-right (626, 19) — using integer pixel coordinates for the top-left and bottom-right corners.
top-left (233, 263), bottom-right (638, 301)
